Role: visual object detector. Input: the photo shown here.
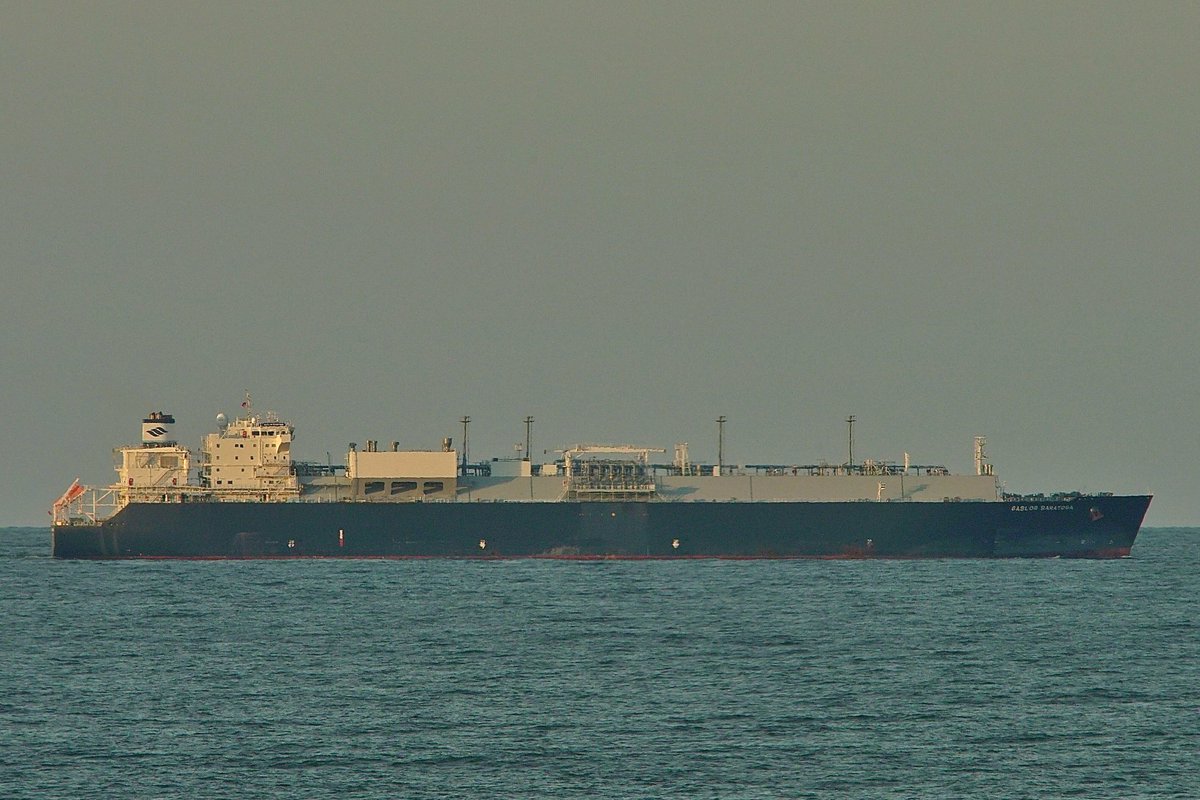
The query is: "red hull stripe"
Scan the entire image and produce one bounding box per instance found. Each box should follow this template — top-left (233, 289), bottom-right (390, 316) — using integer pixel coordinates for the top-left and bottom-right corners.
top-left (87, 550), bottom-right (1133, 561)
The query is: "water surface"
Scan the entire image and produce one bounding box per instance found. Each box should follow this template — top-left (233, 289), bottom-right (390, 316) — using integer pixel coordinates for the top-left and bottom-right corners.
top-left (2, 527), bottom-right (1196, 798)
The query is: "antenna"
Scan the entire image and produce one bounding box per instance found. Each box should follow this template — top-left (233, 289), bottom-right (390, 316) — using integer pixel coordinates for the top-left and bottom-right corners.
top-left (524, 416), bottom-right (534, 462)
top-left (716, 415), bottom-right (727, 475)
top-left (846, 415), bottom-right (856, 468)
top-left (460, 416), bottom-right (470, 475)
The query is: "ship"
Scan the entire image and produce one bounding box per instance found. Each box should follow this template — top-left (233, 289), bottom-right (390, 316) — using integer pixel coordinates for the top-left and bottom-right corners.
top-left (49, 406), bottom-right (1152, 559)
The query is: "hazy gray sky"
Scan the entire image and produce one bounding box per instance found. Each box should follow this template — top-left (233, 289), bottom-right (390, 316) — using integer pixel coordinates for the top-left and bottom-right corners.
top-left (3, 2), bottom-right (1197, 525)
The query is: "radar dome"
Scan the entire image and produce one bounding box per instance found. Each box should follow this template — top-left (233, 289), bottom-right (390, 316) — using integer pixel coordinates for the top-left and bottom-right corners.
top-left (216, 412), bottom-right (228, 430)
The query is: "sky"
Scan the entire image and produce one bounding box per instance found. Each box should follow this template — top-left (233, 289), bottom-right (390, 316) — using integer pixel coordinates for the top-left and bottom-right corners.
top-left (2, 1), bottom-right (1197, 526)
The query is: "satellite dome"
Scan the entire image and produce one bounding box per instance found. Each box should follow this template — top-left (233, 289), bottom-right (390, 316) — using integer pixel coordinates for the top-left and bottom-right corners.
top-left (216, 412), bottom-right (228, 430)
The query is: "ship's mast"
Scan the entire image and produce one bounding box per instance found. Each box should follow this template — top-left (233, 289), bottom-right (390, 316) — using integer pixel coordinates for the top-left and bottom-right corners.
top-left (974, 436), bottom-right (994, 476)
top-left (716, 415), bottom-right (727, 475)
top-left (460, 416), bottom-right (470, 475)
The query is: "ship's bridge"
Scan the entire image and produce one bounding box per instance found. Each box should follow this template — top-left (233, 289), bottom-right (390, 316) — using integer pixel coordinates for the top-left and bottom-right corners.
top-left (199, 411), bottom-right (299, 496)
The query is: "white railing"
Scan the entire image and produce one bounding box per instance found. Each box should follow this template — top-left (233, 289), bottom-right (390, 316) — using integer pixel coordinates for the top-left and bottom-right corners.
top-left (52, 486), bottom-right (124, 525)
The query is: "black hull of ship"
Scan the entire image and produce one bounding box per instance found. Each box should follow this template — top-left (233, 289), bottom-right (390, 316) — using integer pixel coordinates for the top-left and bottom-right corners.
top-left (51, 495), bottom-right (1151, 559)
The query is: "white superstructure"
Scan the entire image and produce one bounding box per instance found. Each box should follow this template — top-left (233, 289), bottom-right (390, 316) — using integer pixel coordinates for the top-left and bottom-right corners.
top-left (343, 439), bottom-right (458, 500)
top-left (199, 410), bottom-right (300, 497)
top-left (117, 444), bottom-right (191, 490)
top-left (117, 411), bottom-right (191, 494)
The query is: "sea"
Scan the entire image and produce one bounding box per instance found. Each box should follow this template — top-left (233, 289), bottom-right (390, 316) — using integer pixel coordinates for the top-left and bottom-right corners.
top-left (1, 527), bottom-right (1196, 799)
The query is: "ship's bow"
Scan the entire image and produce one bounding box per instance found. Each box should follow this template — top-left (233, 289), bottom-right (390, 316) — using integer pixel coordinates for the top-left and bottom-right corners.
top-left (993, 494), bottom-right (1152, 558)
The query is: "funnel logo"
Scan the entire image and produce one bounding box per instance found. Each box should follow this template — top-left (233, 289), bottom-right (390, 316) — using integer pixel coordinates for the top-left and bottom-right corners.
top-left (146, 426), bottom-right (168, 438)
